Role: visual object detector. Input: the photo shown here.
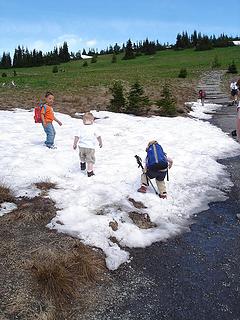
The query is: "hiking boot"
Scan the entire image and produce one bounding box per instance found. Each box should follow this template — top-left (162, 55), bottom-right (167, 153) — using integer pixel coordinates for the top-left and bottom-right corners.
top-left (137, 185), bottom-right (147, 193)
top-left (159, 192), bottom-right (167, 199)
top-left (80, 162), bottom-right (86, 170)
top-left (47, 145), bottom-right (57, 149)
top-left (87, 171), bottom-right (95, 177)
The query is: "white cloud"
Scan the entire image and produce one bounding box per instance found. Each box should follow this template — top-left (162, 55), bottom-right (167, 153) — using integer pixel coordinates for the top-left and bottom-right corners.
top-left (85, 39), bottom-right (97, 47)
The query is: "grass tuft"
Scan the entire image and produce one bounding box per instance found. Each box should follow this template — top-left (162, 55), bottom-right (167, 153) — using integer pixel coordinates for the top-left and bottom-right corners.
top-left (0, 183), bottom-right (15, 204)
top-left (29, 244), bottom-right (106, 306)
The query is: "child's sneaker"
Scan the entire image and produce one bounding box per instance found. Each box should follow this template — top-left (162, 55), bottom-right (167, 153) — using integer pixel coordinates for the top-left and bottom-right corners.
top-left (159, 192), bottom-right (167, 199)
top-left (80, 162), bottom-right (86, 170)
top-left (87, 171), bottom-right (95, 177)
top-left (137, 185), bottom-right (147, 193)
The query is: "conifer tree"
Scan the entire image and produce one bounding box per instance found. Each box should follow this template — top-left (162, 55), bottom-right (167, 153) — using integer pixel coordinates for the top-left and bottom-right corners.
top-left (156, 83), bottom-right (177, 116)
top-left (123, 39), bottom-right (135, 60)
top-left (125, 81), bottom-right (149, 115)
top-left (108, 80), bottom-right (126, 113)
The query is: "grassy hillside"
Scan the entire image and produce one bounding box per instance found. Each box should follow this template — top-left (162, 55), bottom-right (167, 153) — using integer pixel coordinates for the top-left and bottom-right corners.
top-left (0, 46), bottom-right (239, 112)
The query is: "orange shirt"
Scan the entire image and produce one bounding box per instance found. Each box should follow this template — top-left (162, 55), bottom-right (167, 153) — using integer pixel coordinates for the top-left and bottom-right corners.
top-left (41, 104), bottom-right (54, 123)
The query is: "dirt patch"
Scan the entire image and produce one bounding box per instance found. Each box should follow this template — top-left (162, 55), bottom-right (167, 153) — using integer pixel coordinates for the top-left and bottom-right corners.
top-left (0, 187), bottom-right (109, 320)
top-left (0, 79), bottom-right (197, 117)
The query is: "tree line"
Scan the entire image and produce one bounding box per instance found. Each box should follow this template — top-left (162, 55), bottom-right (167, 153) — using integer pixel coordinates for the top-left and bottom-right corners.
top-left (0, 42), bottom-right (70, 69)
top-left (0, 30), bottom-right (239, 68)
top-left (175, 31), bottom-right (239, 51)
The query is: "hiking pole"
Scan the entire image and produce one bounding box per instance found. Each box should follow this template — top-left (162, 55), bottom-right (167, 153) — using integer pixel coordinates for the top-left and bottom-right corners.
top-left (134, 155), bottom-right (159, 195)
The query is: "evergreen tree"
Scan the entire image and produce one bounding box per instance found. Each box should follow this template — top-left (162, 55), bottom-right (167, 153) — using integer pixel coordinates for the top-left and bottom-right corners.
top-left (156, 84), bottom-right (177, 116)
top-left (62, 41), bottom-right (70, 62)
top-left (82, 48), bottom-right (87, 55)
top-left (126, 81), bottom-right (149, 115)
top-left (0, 52), bottom-right (12, 68)
top-left (195, 35), bottom-right (213, 51)
top-left (113, 43), bottom-right (121, 54)
top-left (123, 39), bottom-right (135, 60)
top-left (108, 80), bottom-right (126, 112)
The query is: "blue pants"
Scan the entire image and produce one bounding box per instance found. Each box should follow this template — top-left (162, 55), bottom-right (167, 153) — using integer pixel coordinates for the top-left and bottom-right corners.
top-left (43, 123), bottom-right (56, 147)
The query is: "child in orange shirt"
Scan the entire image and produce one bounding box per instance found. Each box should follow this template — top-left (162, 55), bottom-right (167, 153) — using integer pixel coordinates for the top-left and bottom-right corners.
top-left (41, 92), bottom-right (62, 148)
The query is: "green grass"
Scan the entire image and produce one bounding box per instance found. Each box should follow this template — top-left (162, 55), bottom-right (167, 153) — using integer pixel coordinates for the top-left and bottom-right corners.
top-left (0, 46), bottom-right (239, 94)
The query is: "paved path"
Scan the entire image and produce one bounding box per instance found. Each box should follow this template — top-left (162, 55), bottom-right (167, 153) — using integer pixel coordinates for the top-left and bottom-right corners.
top-left (197, 70), bottom-right (230, 105)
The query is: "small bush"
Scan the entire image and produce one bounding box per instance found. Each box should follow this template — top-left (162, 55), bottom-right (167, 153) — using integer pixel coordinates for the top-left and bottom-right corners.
top-left (111, 53), bottom-right (117, 63)
top-left (83, 61), bottom-right (88, 67)
top-left (91, 55), bottom-right (97, 63)
top-left (52, 66), bottom-right (58, 73)
top-left (2, 72), bottom-right (7, 77)
top-left (228, 60), bottom-right (238, 74)
top-left (13, 70), bottom-right (17, 77)
top-left (212, 55), bottom-right (221, 69)
top-left (178, 68), bottom-right (187, 78)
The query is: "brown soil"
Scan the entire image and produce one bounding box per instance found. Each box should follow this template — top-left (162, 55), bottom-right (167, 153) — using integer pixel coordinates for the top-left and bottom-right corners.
top-left (0, 79), bottom-right (197, 117)
top-left (0, 187), bottom-right (111, 320)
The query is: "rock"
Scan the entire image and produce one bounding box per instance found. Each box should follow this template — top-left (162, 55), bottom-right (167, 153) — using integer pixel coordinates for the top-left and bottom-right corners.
top-left (109, 220), bottom-right (118, 231)
top-left (128, 197), bottom-right (147, 209)
top-left (128, 212), bottom-right (156, 229)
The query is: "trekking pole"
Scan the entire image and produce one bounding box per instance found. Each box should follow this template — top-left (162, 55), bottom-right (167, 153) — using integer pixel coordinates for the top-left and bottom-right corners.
top-left (134, 155), bottom-right (159, 195)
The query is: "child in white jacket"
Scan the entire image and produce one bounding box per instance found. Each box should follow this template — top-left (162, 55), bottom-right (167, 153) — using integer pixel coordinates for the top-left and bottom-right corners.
top-left (73, 112), bottom-right (102, 177)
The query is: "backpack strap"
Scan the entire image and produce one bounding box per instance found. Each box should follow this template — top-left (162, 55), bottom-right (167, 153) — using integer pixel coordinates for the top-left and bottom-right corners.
top-left (41, 104), bottom-right (47, 113)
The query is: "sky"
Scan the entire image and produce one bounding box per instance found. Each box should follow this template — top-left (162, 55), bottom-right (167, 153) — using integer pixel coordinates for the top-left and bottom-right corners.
top-left (1, 105), bottom-right (240, 269)
top-left (0, 0), bottom-right (239, 55)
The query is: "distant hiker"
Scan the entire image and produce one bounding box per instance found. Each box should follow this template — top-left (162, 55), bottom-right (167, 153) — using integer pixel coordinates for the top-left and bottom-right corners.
top-left (230, 81), bottom-right (239, 106)
top-left (236, 103), bottom-right (240, 142)
top-left (73, 112), bottom-right (102, 177)
top-left (137, 140), bottom-right (173, 199)
top-left (198, 90), bottom-right (206, 106)
top-left (41, 91), bottom-right (62, 149)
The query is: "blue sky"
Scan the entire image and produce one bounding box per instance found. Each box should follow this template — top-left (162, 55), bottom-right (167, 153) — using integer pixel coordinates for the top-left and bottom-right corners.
top-left (0, 0), bottom-right (239, 54)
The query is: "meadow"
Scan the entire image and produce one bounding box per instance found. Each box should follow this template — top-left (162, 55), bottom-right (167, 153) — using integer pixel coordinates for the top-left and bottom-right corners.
top-left (0, 46), bottom-right (239, 112)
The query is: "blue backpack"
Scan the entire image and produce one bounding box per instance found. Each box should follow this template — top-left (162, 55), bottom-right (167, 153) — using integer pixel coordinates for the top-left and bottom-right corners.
top-left (146, 143), bottom-right (168, 170)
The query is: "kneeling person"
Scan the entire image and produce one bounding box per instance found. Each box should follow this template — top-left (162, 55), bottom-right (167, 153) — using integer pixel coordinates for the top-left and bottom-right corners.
top-left (137, 140), bottom-right (173, 198)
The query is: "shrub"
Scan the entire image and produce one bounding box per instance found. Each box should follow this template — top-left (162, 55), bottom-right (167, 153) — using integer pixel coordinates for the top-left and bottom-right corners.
top-left (83, 60), bottom-right (88, 67)
top-left (13, 70), bottom-right (17, 77)
top-left (52, 65), bottom-right (58, 73)
top-left (125, 81), bottom-right (150, 115)
top-left (178, 68), bottom-right (187, 78)
top-left (212, 55), bottom-right (221, 69)
top-left (156, 83), bottom-right (177, 116)
top-left (228, 60), bottom-right (238, 74)
top-left (2, 72), bottom-right (7, 77)
top-left (108, 80), bottom-right (126, 113)
top-left (111, 53), bottom-right (117, 63)
top-left (91, 55), bottom-right (97, 63)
